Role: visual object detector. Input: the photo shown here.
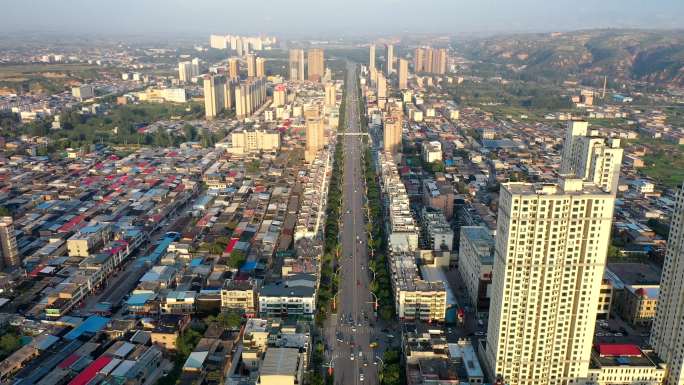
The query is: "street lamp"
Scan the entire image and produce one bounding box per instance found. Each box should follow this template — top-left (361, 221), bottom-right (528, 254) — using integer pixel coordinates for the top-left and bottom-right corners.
top-left (323, 356), bottom-right (336, 377)
top-left (375, 355), bottom-right (384, 370)
top-left (369, 292), bottom-right (379, 312)
top-left (332, 291), bottom-right (341, 312)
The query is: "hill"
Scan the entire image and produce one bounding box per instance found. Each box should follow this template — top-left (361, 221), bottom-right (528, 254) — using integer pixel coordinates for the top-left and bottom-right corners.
top-left (454, 29), bottom-right (684, 86)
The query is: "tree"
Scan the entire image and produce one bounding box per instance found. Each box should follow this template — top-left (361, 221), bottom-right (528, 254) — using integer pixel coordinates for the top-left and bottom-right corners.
top-left (183, 124), bottom-right (198, 141)
top-left (217, 310), bottom-right (242, 329)
top-left (430, 160), bottom-right (445, 173)
top-left (247, 160), bottom-right (261, 173)
top-left (0, 333), bottom-right (20, 357)
top-left (607, 245), bottom-right (621, 259)
top-left (0, 207), bottom-right (11, 218)
top-left (176, 328), bottom-right (201, 358)
top-left (229, 250), bottom-right (246, 268)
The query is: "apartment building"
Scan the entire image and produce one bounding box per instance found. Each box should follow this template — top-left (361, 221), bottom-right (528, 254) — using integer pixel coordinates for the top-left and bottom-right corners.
top-left (484, 180), bottom-right (616, 385)
top-left (560, 120), bottom-right (623, 193)
top-left (651, 182), bottom-right (684, 385)
top-left (459, 226), bottom-right (494, 312)
top-left (229, 129), bottom-right (280, 155)
top-left (420, 207), bottom-right (454, 252)
top-left (221, 278), bottom-right (258, 317)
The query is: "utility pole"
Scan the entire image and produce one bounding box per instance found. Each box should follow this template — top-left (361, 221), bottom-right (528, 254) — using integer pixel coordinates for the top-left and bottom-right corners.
top-left (602, 75), bottom-right (607, 99)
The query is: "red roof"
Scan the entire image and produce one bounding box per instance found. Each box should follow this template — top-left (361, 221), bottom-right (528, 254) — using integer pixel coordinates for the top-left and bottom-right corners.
top-left (225, 238), bottom-right (239, 253)
top-left (596, 344), bottom-right (642, 357)
top-left (58, 353), bottom-right (80, 369)
top-left (59, 214), bottom-right (86, 233)
top-left (28, 264), bottom-right (45, 278)
top-left (68, 356), bottom-right (112, 385)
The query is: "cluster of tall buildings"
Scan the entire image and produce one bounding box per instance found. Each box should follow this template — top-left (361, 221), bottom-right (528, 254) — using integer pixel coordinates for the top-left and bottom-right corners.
top-left (560, 120), bottom-right (623, 194)
top-left (209, 34), bottom-right (276, 56)
top-left (178, 58), bottom-right (200, 83)
top-left (414, 47), bottom-right (447, 74)
top-left (480, 120), bottom-right (684, 385)
top-left (203, 74), bottom-right (267, 120)
top-left (288, 48), bottom-right (325, 82)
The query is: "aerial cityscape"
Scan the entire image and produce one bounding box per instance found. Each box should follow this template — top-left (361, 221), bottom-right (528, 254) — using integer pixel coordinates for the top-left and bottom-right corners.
top-left (0, 1), bottom-right (684, 385)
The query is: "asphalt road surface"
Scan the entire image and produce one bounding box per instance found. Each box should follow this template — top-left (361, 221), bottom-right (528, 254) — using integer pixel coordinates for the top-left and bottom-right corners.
top-left (325, 62), bottom-right (381, 385)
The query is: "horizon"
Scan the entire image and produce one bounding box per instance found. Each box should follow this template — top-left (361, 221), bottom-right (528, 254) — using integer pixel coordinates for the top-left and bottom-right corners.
top-left (1, 0), bottom-right (683, 38)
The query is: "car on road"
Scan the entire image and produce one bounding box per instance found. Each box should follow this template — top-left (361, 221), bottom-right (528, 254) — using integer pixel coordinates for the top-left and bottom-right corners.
top-left (352, 327), bottom-right (356, 332)
top-left (474, 331), bottom-right (485, 336)
top-left (350, 353), bottom-right (354, 361)
top-left (360, 373), bottom-right (364, 382)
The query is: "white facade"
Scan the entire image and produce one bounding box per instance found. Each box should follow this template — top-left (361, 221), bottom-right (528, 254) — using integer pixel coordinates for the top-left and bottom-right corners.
top-left (203, 74), bottom-right (225, 120)
top-left (485, 180), bottom-right (616, 385)
top-left (229, 130), bottom-right (280, 154)
top-left (422, 140), bottom-right (443, 163)
top-left (651, 182), bottom-right (684, 385)
top-left (560, 121), bottom-right (623, 193)
top-left (459, 226), bottom-right (494, 310)
top-left (178, 61), bottom-right (193, 83)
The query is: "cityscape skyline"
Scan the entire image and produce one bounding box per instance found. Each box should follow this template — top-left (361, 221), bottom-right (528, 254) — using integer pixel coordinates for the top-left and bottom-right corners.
top-left (0, 4), bottom-right (683, 383)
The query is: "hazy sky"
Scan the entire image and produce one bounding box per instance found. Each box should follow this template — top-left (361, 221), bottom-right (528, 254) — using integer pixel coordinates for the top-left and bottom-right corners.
top-left (1, 0), bottom-right (683, 37)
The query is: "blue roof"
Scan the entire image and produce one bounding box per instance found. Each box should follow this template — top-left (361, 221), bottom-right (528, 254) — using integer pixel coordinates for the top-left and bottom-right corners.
top-left (64, 315), bottom-right (110, 341)
top-left (240, 261), bottom-right (258, 272)
top-left (80, 223), bottom-right (106, 234)
top-left (135, 236), bottom-right (175, 267)
top-left (190, 258), bottom-right (203, 267)
top-left (127, 292), bottom-right (155, 306)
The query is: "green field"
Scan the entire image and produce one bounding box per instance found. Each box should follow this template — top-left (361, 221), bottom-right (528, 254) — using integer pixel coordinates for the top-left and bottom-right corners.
top-left (629, 137), bottom-right (684, 188)
top-left (0, 63), bottom-right (103, 94)
top-left (0, 63), bottom-right (100, 79)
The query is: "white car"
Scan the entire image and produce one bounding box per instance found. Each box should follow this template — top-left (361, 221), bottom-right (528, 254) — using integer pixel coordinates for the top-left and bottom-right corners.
top-left (350, 353), bottom-right (355, 361)
top-left (360, 374), bottom-right (365, 381)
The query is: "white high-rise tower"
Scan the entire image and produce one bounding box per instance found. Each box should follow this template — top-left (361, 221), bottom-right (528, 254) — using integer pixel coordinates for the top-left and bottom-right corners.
top-left (484, 179), bottom-right (616, 385)
top-left (651, 182), bottom-right (684, 385)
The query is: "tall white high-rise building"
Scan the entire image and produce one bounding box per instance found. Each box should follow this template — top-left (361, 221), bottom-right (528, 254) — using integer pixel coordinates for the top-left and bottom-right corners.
top-left (289, 49), bottom-right (305, 82)
top-left (246, 54), bottom-right (257, 78)
top-left (191, 58), bottom-right (200, 77)
top-left (484, 179), bottom-right (616, 385)
top-left (324, 82), bottom-right (336, 107)
top-left (178, 61), bottom-right (193, 83)
top-left (203, 74), bottom-right (225, 120)
top-left (386, 44), bottom-right (394, 75)
top-left (377, 72), bottom-right (387, 109)
top-left (210, 34), bottom-right (228, 49)
top-left (369, 44), bottom-right (376, 71)
top-left (398, 58), bottom-right (408, 89)
top-left (651, 182), bottom-right (684, 385)
top-left (256, 57), bottom-right (266, 78)
top-left (560, 120), bottom-right (623, 193)
top-left (0, 217), bottom-right (19, 268)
